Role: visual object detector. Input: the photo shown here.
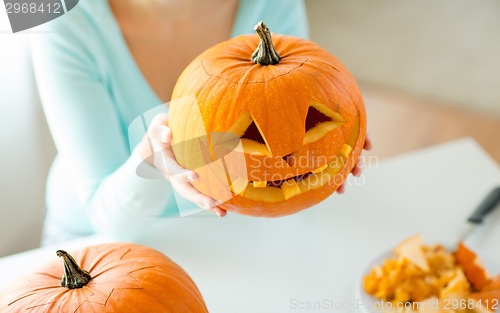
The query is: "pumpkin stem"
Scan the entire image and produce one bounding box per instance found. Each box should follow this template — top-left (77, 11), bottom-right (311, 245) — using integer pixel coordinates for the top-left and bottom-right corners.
top-left (56, 250), bottom-right (91, 289)
top-left (251, 21), bottom-right (280, 65)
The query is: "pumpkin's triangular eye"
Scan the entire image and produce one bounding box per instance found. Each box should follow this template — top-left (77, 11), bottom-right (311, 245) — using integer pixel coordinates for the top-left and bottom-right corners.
top-left (226, 113), bottom-right (271, 156)
top-left (242, 121), bottom-right (266, 145)
top-left (305, 106), bottom-right (332, 132)
top-left (303, 101), bottom-right (346, 144)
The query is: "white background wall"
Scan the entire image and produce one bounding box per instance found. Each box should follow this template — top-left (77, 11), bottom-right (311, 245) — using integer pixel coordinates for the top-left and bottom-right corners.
top-left (306, 0), bottom-right (500, 115)
top-left (0, 14), bottom-right (56, 256)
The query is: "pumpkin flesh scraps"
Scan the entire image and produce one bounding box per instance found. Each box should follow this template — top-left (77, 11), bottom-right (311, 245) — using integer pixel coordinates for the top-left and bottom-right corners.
top-left (455, 241), bottom-right (490, 290)
top-left (469, 274), bottom-right (500, 311)
top-left (364, 236), bottom-right (500, 312)
top-left (393, 234), bottom-right (430, 272)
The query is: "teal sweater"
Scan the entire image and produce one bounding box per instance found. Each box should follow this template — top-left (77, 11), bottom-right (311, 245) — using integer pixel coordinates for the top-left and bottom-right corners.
top-left (32, 0), bottom-right (309, 244)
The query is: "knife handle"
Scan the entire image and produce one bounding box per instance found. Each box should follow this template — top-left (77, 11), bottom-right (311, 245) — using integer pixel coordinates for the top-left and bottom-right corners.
top-left (467, 186), bottom-right (500, 224)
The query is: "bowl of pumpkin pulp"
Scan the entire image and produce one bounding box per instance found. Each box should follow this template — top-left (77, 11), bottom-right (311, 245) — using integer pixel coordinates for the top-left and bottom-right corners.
top-left (357, 235), bottom-right (500, 313)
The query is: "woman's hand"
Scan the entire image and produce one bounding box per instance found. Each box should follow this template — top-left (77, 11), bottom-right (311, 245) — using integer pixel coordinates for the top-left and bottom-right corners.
top-left (139, 113), bottom-right (227, 217)
top-left (337, 133), bottom-right (373, 194)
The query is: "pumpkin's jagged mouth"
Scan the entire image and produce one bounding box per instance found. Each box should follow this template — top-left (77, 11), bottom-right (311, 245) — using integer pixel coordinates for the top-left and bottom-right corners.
top-left (233, 144), bottom-right (353, 202)
top-left (265, 173), bottom-right (313, 187)
top-left (227, 115), bottom-right (360, 203)
top-left (252, 169), bottom-right (315, 188)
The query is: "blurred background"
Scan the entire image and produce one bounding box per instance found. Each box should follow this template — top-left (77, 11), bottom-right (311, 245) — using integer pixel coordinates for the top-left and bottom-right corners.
top-left (307, 0), bottom-right (500, 162)
top-left (0, 0), bottom-right (499, 257)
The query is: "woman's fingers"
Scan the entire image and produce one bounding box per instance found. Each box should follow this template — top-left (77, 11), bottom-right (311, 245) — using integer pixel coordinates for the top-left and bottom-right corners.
top-left (149, 113), bottom-right (169, 129)
top-left (339, 133), bottom-right (372, 194)
top-left (352, 165), bottom-right (362, 177)
top-left (154, 150), bottom-right (199, 180)
top-left (352, 157), bottom-right (364, 177)
top-left (144, 113), bottom-right (227, 217)
top-left (170, 179), bottom-right (227, 217)
top-left (146, 114), bottom-right (170, 147)
top-left (337, 183), bottom-right (346, 194)
top-left (210, 206), bottom-right (227, 217)
top-left (175, 170), bottom-right (199, 183)
top-left (170, 179), bottom-right (222, 211)
top-left (364, 133), bottom-right (373, 151)
top-left (146, 124), bottom-right (192, 179)
top-left (159, 126), bottom-right (172, 144)
top-left (160, 145), bottom-right (226, 217)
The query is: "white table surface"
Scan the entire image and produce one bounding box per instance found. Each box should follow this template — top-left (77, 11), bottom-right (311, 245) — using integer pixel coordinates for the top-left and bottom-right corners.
top-left (1, 138), bottom-right (499, 313)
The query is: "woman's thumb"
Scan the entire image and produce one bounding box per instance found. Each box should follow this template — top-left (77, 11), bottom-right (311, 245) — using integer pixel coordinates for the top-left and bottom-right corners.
top-left (159, 126), bottom-right (172, 144)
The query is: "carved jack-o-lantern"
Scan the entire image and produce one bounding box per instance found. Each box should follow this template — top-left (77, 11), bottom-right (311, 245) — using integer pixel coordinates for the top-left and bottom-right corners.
top-left (169, 22), bottom-right (367, 217)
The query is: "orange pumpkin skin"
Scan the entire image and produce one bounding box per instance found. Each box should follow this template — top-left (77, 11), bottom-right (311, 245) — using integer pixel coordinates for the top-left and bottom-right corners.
top-left (455, 241), bottom-right (490, 290)
top-left (170, 24), bottom-right (366, 217)
top-left (0, 243), bottom-right (208, 313)
top-left (469, 274), bottom-right (500, 311)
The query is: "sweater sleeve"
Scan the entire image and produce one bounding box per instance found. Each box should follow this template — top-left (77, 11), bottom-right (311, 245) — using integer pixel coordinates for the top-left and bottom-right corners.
top-left (232, 0), bottom-right (309, 38)
top-left (31, 21), bottom-right (173, 242)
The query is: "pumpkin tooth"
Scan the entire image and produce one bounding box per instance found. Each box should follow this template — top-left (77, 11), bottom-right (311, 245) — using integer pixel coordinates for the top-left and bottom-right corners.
top-left (311, 164), bottom-right (328, 174)
top-left (281, 179), bottom-right (301, 200)
top-left (340, 144), bottom-right (353, 158)
top-left (252, 181), bottom-right (267, 188)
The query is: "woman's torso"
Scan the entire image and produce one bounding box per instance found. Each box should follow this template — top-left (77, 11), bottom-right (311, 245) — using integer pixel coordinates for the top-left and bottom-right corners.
top-left (109, 0), bottom-right (240, 102)
top-left (40, 0), bottom-right (309, 243)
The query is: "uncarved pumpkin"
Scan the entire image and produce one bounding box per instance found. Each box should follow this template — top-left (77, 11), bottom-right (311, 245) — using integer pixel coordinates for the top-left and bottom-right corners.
top-left (169, 21), bottom-right (367, 217)
top-left (0, 243), bottom-right (208, 312)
